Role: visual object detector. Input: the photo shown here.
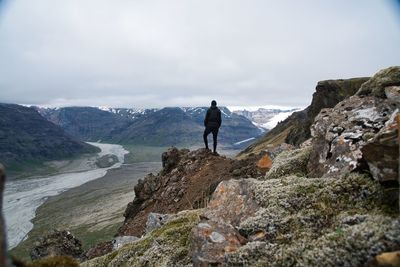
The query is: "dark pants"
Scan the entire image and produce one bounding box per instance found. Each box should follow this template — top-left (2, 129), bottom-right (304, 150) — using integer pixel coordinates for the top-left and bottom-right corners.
top-left (203, 126), bottom-right (219, 152)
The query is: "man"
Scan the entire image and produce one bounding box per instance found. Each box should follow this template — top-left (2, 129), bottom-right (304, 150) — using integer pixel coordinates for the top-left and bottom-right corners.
top-left (203, 100), bottom-right (222, 154)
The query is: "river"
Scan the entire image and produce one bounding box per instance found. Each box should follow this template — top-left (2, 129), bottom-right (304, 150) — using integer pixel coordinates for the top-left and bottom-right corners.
top-left (3, 142), bottom-right (129, 249)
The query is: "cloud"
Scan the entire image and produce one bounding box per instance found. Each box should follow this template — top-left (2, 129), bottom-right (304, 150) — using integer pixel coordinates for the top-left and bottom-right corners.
top-left (0, 0), bottom-right (399, 108)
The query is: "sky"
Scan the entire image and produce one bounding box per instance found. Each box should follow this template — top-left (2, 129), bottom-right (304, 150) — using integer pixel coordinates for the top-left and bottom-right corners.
top-left (0, 0), bottom-right (399, 109)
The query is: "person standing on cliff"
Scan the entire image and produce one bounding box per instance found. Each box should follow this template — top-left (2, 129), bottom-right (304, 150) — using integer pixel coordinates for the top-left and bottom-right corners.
top-left (203, 100), bottom-right (222, 154)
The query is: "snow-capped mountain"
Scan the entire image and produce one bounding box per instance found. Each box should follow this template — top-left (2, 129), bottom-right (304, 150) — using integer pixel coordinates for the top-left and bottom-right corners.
top-left (229, 107), bottom-right (300, 130)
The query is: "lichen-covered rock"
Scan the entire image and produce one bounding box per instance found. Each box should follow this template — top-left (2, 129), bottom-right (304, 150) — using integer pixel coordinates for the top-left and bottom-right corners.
top-left (191, 220), bottom-right (245, 266)
top-left (82, 210), bottom-right (201, 267)
top-left (307, 95), bottom-right (397, 178)
top-left (362, 110), bottom-right (399, 184)
top-left (357, 66), bottom-right (400, 98)
top-left (191, 180), bottom-right (258, 265)
top-left (192, 174), bottom-right (398, 266)
top-left (30, 230), bottom-right (83, 260)
top-left (83, 241), bottom-right (113, 261)
top-left (264, 147), bottom-right (311, 179)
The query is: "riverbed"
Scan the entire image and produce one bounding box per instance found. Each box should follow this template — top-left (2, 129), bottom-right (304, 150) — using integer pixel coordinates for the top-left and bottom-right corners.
top-left (4, 142), bottom-right (129, 249)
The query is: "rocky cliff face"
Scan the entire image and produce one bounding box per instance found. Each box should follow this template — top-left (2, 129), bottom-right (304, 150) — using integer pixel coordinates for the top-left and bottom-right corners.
top-left (0, 104), bottom-right (99, 170)
top-left (238, 77), bottom-right (370, 158)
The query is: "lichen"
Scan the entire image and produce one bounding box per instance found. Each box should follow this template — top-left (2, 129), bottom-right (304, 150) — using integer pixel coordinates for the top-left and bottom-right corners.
top-left (225, 174), bottom-right (399, 266)
top-left (263, 147), bottom-right (311, 180)
top-left (81, 210), bottom-right (201, 267)
top-left (12, 256), bottom-right (80, 267)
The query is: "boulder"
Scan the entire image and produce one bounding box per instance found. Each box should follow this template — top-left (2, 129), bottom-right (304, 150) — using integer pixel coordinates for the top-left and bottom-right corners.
top-left (191, 179), bottom-right (258, 266)
top-left (357, 66), bottom-right (400, 98)
top-left (30, 230), bottom-right (83, 260)
top-left (365, 251), bottom-right (400, 267)
top-left (264, 146), bottom-right (311, 179)
top-left (308, 95), bottom-right (398, 178)
top-left (95, 154), bottom-right (119, 168)
top-left (191, 220), bottom-right (245, 266)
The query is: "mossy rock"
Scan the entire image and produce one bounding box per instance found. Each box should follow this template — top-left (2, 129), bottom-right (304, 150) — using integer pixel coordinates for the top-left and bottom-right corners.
top-left (357, 66), bottom-right (400, 98)
top-left (81, 210), bottom-right (201, 267)
top-left (264, 147), bottom-right (311, 180)
top-left (224, 174), bottom-right (399, 266)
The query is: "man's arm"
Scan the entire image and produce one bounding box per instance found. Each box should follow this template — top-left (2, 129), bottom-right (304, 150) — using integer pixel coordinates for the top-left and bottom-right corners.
top-left (204, 109), bottom-right (210, 127)
top-left (217, 110), bottom-right (222, 128)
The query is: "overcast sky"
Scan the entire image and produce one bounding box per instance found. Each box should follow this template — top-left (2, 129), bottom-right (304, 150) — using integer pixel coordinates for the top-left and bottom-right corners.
top-left (0, 0), bottom-right (399, 108)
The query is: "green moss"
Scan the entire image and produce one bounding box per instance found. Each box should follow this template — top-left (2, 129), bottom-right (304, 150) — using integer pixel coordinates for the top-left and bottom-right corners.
top-left (81, 210), bottom-right (201, 267)
top-left (264, 147), bottom-right (312, 180)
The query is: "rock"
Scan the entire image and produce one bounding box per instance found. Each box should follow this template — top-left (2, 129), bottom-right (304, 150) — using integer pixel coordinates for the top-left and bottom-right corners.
top-left (239, 77), bottom-right (369, 158)
top-left (13, 255), bottom-right (80, 267)
top-left (191, 174), bottom-right (399, 267)
top-left (191, 220), bottom-right (245, 266)
top-left (83, 241), bottom-right (113, 261)
top-left (357, 66), bottom-right (400, 98)
top-left (161, 147), bottom-right (188, 174)
top-left (365, 251), bottom-right (400, 267)
top-left (0, 164), bottom-right (7, 267)
top-left (202, 179), bottom-right (259, 226)
top-left (385, 86), bottom-right (400, 102)
top-left (308, 95), bottom-right (397, 178)
top-left (362, 110), bottom-right (399, 183)
top-left (95, 154), bottom-right (119, 168)
top-left (264, 146), bottom-right (311, 179)
top-left (30, 230), bottom-right (83, 261)
top-left (145, 213), bottom-right (173, 234)
top-left (82, 210), bottom-right (200, 267)
top-left (112, 236), bottom-right (139, 250)
top-left (256, 154), bottom-right (273, 170)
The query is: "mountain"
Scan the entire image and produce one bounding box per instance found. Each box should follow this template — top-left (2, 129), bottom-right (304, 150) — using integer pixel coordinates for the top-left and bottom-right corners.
top-left (36, 107), bottom-right (134, 142)
top-left (238, 77), bottom-right (370, 158)
top-left (0, 104), bottom-right (99, 170)
top-left (38, 106), bottom-right (263, 147)
top-left (230, 108), bottom-right (300, 130)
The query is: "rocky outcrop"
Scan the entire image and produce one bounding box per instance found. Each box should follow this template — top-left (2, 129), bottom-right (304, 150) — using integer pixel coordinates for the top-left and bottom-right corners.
top-left (30, 230), bottom-right (83, 261)
top-left (357, 66), bottom-right (400, 98)
top-left (95, 154), bottom-right (119, 168)
top-left (82, 210), bottom-right (201, 267)
top-left (238, 77), bottom-right (369, 159)
top-left (307, 95), bottom-right (398, 178)
top-left (118, 148), bottom-right (235, 237)
top-left (191, 174), bottom-right (399, 266)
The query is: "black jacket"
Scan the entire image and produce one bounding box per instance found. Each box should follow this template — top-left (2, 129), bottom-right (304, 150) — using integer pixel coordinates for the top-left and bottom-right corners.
top-left (204, 106), bottom-right (222, 128)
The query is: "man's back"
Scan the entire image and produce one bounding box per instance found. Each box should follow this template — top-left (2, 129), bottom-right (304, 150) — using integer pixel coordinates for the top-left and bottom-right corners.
top-left (204, 106), bottom-right (222, 128)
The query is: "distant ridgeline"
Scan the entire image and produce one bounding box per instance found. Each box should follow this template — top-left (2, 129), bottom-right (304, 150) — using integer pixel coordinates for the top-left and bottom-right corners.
top-left (0, 104), bottom-right (100, 170)
top-left (35, 106), bottom-right (264, 147)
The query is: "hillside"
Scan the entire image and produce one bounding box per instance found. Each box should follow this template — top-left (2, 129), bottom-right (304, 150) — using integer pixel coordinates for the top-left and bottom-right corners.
top-left (0, 104), bottom-right (99, 170)
top-left (238, 77), bottom-right (370, 158)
